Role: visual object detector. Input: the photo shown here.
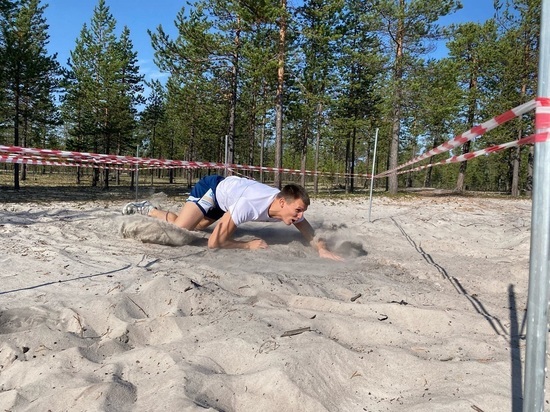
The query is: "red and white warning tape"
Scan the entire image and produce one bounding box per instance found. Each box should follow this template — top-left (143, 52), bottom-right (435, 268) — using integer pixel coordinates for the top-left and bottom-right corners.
top-left (535, 97), bottom-right (550, 141)
top-left (387, 95), bottom-right (550, 176)
top-left (376, 99), bottom-right (537, 177)
top-left (391, 132), bottom-right (547, 176)
top-left (2, 98), bottom-right (547, 180)
top-left (0, 155), bottom-right (169, 171)
top-left (0, 147), bottom-right (371, 179)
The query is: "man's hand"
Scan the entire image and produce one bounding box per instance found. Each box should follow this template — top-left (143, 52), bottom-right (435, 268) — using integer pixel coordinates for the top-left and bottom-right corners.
top-left (318, 248), bottom-right (344, 261)
top-left (294, 219), bottom-right (344, 261)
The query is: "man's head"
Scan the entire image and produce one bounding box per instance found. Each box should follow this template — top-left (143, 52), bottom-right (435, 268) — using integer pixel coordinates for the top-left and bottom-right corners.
top-left (277, 183), bottom-right (310, 206)
top-left (275, 184), bottom-right (310, 225)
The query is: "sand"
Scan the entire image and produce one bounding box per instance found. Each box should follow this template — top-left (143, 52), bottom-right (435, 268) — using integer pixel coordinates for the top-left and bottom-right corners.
top-left (0, 191), bottom-right (542, 411)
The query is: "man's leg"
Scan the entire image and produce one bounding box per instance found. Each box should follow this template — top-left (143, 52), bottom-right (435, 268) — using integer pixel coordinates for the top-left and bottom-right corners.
top-left (123, 175), bottom-right (223, 229)
top-left (123, 200), bottom-right (204, 230)
top-left (147, 208), bottom-right (179, 224)
top-left (173, 201), bottom-right (206, 230)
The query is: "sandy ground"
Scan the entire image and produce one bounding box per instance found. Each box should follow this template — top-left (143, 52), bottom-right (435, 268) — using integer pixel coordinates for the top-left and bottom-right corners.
top-left (0, 190), bottom-right (542, 411)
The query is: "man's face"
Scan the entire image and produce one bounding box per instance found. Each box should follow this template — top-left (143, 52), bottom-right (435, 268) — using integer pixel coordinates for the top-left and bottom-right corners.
top-left (280, 198), bottom-right (308, 225)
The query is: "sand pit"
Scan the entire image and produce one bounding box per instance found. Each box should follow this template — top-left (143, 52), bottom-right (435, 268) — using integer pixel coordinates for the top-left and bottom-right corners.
top-left (0, 192), bottom-right (541, 411)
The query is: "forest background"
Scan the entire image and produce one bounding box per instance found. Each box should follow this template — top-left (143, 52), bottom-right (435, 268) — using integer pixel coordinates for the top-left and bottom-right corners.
top-left (0, 0), bottom-right (541, 195)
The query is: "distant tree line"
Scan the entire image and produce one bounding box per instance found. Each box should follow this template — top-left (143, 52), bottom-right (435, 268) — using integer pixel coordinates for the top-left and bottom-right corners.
top-left (0, 0), bottom-right (540, 194)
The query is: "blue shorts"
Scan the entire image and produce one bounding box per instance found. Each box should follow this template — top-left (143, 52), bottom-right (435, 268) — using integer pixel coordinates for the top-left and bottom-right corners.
top-left (187, 175), bottom-right (225, 220)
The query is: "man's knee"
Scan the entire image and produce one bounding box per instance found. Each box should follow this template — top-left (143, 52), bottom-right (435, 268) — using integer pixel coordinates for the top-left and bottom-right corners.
top-left (195, 218), bottom-right (215, 230)
top-left (175, 202), bottom-right (205, 230)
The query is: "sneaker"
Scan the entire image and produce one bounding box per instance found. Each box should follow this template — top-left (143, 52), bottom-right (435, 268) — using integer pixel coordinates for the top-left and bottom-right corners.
top-left (122, 200), bottom-right (156, 216)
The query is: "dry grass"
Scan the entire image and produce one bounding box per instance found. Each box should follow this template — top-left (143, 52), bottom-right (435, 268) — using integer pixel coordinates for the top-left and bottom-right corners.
top-left (0, 167), bottom-right (364, 203)
top-left (0, 167), bottom-right (520, 204)
top-left (0, 168), bottom-right (189, 203)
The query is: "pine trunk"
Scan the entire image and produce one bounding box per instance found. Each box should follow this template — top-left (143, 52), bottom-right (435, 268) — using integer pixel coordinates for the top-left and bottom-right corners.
top-left (300, 126), bottom-right (308, 188)
top-left (313, 102), bottom-right (322, 194)
top-left (388, 0), bottom-right (405, 194)
top-left (456, 67), bottom-right (478, 193)
top-left (228, 22), bottom-right (240, 165)
top-left (274, 0), bottom-right (286, 189)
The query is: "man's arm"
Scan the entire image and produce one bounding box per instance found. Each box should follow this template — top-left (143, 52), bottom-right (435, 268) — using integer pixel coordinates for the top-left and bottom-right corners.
top-left (208, 212), bottom-right (268, 250)
top-left (294, 218), bottom-right (344, 261)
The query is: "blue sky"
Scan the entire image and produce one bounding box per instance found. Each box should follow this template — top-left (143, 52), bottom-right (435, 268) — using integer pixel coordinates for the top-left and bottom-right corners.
top-left (43, 0), bottom-right (185, 84)
top-left (43, 0), bottom-right (497, 86)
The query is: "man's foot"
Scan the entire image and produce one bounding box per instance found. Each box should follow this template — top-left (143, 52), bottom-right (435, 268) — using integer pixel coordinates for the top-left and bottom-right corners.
top-left (122, 200), bottom-right (156, 216)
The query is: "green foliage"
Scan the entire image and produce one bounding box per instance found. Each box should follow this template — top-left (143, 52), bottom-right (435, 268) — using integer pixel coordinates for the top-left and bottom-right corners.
top-left (0, 0), bottom-right (60, 187)
top-left (0, 0), bottom-right (543, 194)
top-left (61, 0), bottom-right (143, 161)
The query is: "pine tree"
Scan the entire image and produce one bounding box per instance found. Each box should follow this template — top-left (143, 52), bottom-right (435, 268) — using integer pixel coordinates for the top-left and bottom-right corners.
top-left (295, 0), bottom-right (342, 192)
top-left (139, 79), bottom-right (168, 182)
top-left (237, 1), bottom-right (280, 181)
top-left (150, 2), bottom-right (227, 171)
top-left (62, 0), bottom-right (143, 188)
top-left (331, 0), bottom-right (382, 193)
top-left (446, 20), bottom-right (499, 192)
top-left (113, 26), bottom-right (144, 154)
top-left (150, 0), bottom-right (285, 181)
top-left (494, 0), bottom-right (539, 196)
top-left (0, 1), bottom-right (11, 125)
top-left (0, 0), bottom-right (59, 189)
top-left (371, 0), bottom-right (461, 194)
top-left (408, 58), bottom-right (462, 187)
top-left (273, 0), bottom-right (287, 189)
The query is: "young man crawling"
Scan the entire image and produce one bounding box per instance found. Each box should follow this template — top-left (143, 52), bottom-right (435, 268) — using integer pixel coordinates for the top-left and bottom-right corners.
top-left (123, 175), bottom-right (343, 261)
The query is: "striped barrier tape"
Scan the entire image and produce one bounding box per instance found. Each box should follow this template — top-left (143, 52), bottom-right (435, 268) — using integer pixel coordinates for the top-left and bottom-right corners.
top-left (0, 155), bottom-right (160, 171)
top-left (376, 99), bottom-right (537, 177)
top-left (2, 98), bottom-right (545, 180)
top-left (535, 97), bottom-right (550, 141)
top-left (0, 151), bottom-right (372, 179)
top-left (391, 132), bottom-right (548, 176)
top-left (0, 156), bottom-right (122, 170)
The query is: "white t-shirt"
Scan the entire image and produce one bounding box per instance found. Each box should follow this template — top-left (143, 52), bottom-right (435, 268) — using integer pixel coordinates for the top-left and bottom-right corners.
top-left (216, 177), bottom-right (280, 226)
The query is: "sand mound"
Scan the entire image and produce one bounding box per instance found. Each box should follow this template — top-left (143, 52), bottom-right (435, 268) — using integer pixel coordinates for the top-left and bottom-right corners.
top-left (0, 194), bottom-right (537, 411)
top-left (119, 215), bottom-right (198, 246)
